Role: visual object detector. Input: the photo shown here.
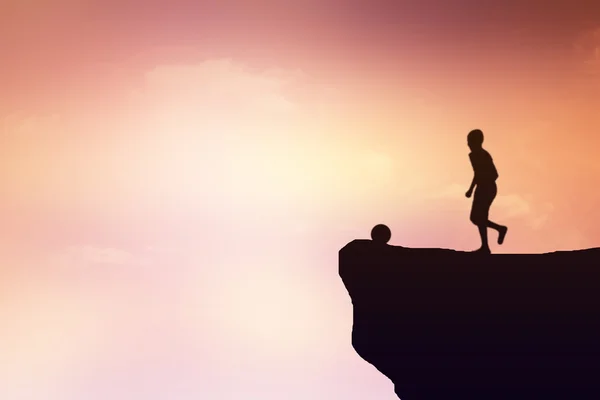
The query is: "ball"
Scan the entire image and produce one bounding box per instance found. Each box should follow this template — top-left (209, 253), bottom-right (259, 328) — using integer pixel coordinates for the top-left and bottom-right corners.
top-left (371, 224), bottom-right (391, 244)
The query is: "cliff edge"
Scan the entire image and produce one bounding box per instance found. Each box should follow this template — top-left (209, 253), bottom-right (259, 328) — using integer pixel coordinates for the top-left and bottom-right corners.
top-left (339, 225), bottom-right (600, 400)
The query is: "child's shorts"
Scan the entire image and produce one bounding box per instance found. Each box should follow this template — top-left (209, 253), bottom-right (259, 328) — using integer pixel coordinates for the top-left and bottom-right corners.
top-left (470, 182), bottom-right (498, 225)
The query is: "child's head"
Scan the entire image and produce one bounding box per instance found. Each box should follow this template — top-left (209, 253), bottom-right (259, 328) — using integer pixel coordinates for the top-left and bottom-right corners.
top-left (467, 129), bottom-right (484, 150)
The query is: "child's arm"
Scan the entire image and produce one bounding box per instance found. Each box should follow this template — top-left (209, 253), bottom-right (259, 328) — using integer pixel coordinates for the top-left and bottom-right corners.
top-left (466, 176), bottom-right (476, 198)
top-left (466, 153), bottom-right (477, 197)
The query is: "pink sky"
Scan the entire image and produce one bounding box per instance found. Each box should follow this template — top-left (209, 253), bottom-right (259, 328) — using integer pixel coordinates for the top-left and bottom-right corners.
top-left (1, 1), bottom-right (600, 399)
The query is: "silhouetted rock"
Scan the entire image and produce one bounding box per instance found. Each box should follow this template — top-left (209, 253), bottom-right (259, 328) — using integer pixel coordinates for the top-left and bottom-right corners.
top-left (339, 226), bottom-right (600, 400)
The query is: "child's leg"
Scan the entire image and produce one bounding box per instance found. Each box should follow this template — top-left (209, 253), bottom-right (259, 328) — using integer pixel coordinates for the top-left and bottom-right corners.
top-left (484, 183), bottom-right (507, 245)
top-left (487, 220), bottom-right (502, 231)
top-left (478, 224), bottom-right (489, 249)
top-left (489, 222), bottom-right (508, 245)
top-left (487, 221), bottom-right (502, 231)
top-left (471, 194), bottom-right (491, 251)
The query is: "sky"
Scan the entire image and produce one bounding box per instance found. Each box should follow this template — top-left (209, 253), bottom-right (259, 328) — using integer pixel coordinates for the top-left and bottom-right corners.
top-left (1, 1), bottom-right (600, 399)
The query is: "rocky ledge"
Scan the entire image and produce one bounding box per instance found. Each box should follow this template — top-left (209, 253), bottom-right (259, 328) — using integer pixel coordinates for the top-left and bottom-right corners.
top-left (339, 225), bottom-right (600, 399)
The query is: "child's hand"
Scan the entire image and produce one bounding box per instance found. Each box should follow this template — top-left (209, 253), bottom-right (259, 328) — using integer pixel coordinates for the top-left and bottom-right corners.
top-left (465, 189), bottom-right (473, 198)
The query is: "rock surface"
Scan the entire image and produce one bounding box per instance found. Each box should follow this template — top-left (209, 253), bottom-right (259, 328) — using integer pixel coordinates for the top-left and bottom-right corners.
top-left (339, 227), bottom-right (600, 399)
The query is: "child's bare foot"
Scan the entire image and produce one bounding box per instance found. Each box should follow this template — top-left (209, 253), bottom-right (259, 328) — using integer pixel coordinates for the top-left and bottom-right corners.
top-left (498, 226), bottom-right (508, 245)
top-left (472, 247), bottom-right (491, 254)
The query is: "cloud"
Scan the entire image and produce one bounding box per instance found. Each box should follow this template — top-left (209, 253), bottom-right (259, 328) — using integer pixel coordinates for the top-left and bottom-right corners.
top-left (56, 245), bottom-right (151, 267)
top-left (0, 112), bottom-right (75, 214)
top-left (136, 59), bottom-right (304, 116)
top-left (144, 245), bottom-right (179, 254)
top-left (0, 112), bottom-right (62, 139)
top-left (574, 27), bottom-right (600, 74)
top-left (560, 229), bottom-right (591, 250)
top-left (430, 182), bottom-right (465, 200)
top-left (493, 194), bottom-right (531, 219)
top-left (1, 58), bottom-right (318, 218)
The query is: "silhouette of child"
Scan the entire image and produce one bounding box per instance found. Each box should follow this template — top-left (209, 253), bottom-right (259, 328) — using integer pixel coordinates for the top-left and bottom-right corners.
top-left (465, 129), bottom-right (508, 253)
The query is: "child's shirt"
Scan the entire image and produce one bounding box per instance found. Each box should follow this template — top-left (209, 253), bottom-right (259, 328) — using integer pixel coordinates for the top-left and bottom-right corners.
top-left (469, 149), bottom-right (498, 185)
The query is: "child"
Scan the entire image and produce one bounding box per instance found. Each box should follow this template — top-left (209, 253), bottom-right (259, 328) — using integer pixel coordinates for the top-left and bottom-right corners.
top-left (465, 129), bottom-right (508, 253)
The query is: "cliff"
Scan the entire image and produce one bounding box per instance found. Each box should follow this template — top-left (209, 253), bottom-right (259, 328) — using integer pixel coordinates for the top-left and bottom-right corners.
top-left (339, 225), bottom-right (600, 400)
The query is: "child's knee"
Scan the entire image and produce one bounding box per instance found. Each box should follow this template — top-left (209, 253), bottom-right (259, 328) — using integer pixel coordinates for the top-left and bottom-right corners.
top-left (470, 211), bottom-right (484, 225)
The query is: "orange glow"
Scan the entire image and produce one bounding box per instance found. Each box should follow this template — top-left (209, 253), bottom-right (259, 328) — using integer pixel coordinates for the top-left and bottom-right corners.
top-left (1, 2), bottom-right (600, 398)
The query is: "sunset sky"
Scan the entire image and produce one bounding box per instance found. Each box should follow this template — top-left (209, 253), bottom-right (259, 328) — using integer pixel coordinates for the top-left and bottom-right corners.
top-left (1, 1), bottom-right (600, 399)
